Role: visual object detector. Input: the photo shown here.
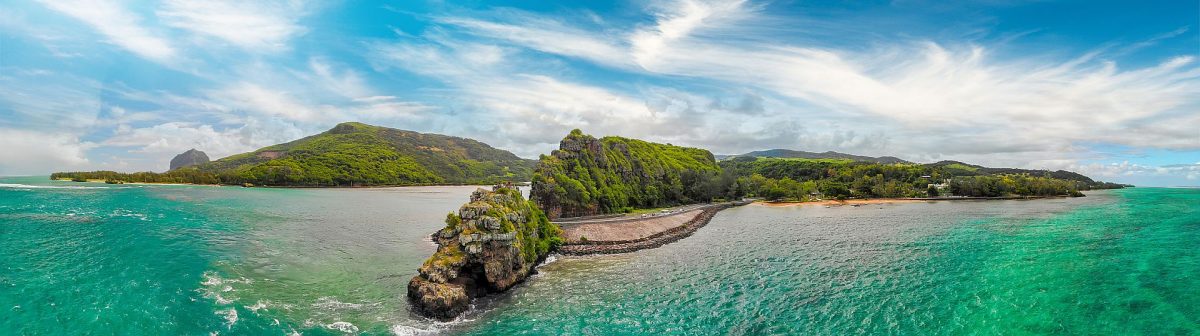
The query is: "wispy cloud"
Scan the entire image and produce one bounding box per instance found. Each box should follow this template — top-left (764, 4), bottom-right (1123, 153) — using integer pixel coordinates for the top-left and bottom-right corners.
top-left (36, 0), bottom-right (176, 62)
top-left (4, 0), bottom-right (1197, 184)
top-left (157, 0), bottom-right (311, 52)
top-left (430, 0), bottom-right (1200, 165)
top-left (436, 14), bottom-right (633, 70)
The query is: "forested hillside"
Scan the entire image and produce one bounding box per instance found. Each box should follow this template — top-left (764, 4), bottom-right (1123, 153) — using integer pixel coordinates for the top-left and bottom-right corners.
top-left (52, 122), bottom-right (534, 186)
top-left (529, 129), bottom-right (723, 218)
top-left (719, 157), bottom-right (1128, 201)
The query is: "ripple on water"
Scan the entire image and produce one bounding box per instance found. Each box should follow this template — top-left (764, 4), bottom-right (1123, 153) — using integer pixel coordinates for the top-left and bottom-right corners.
top-left (447, 192), bottom-right (1200, 335)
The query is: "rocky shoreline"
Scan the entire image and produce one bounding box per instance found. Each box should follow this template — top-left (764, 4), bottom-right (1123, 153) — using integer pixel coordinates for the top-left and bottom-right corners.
top-left (407, 197), bottom-right (744, 319)
top-left (406, 186), bottom-right (561, 320)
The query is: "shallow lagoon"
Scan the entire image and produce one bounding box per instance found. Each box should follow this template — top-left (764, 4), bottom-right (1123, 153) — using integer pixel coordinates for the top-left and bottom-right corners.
top-left (1, 177), bottom-right (1196, 335)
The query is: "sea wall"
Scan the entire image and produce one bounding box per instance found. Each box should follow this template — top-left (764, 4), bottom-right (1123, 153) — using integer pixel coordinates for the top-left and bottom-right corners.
top-left (558, 204), bottom-right (733, 255)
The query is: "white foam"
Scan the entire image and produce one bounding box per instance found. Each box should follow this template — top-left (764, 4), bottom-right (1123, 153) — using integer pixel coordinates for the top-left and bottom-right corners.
top-left (312, 296), bottom-right (376, 311)
top-left (390, 324), bottom-right (439, 336)
top-left (246, 300), bottom-right (269, 312)
top-left (217, 308), bottom-right (238, 326)
top-left (0, 183), bottom-right (113, 190)
top-left (325, 321), bottom-right (359, 333)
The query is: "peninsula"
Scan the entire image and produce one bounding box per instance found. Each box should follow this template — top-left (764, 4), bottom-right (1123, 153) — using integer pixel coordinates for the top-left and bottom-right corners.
top-left (48, 124), bottom-right (1131, 320)
top-left (405, 128), bottom-right (1129, 319)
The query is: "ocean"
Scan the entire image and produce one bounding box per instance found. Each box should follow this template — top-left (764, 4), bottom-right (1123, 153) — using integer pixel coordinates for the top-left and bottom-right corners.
top-left (1, 176), bottom-right (1196, 335)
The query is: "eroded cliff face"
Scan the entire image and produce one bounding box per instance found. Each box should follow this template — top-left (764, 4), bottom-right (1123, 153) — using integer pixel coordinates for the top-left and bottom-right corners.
top-left (407, 185), bottom-right (562, 319)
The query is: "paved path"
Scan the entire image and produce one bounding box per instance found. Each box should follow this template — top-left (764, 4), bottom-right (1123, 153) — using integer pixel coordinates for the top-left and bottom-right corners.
top-left (557, 205), bottom-right (731, 255)
top-left (558, 208), bottom-right (705, 243)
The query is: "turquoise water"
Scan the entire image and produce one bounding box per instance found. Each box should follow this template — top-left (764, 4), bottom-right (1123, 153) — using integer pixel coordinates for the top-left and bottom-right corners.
top-left (1, 177), bottom-right (1197, 335)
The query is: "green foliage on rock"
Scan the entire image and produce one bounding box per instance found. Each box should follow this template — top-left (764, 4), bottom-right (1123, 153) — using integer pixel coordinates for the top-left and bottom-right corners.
top-left (409, 185), bottom-right (562, 319)
top-left (51, 122), bottom-right (535, 186)
top-left (530, 129), bottom-right (723, 218)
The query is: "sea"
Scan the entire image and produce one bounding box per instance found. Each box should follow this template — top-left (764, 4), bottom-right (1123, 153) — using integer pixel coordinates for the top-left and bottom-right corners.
top-left (1, 176), bottom-right (1196, 335)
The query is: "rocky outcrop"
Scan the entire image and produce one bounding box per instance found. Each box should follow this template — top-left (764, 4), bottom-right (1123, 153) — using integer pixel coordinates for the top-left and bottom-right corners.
top-left (169, 149), bottom-right (210, 170)
top-left (530, 129), bottom-right (721, 219)
top-left (407, 185), bottom-right (562, 319)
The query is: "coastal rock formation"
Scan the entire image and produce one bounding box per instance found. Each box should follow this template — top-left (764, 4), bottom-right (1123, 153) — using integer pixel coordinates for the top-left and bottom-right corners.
top-left (169, 149), bottom-right (210, 170)
top-left (530, 129), bottom-right (721, 219)
top-left (407, 185), bottom-right (562, 319)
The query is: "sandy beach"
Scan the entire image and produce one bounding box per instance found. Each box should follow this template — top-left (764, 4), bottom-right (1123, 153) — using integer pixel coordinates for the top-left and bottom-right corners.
top-left (757, 198), bottom-right (926, 207)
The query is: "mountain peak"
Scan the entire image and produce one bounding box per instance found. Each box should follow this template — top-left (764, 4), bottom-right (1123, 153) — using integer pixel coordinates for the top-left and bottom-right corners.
top-left (329, 121), bottom-right (376, 134)
top-left (732, 149), bottom-right (910, 164)
top-left (169, 149), bottom-right (210, 170)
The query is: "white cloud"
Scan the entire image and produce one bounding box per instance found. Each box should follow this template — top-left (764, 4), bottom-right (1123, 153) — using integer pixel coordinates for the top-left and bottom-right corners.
top-left (37, 0), bottom-right (175, 62)
top-left (0, 68), bottom-right (103, 130)
top-left (0, 129), bottom-right (94, 175)
top-left (209, 82), bottom-right (327, 122)
top-left (103, 121), bottom-right (299, 157)
top-left (368, 37), bottom-right (820, 157)
top-left (201, 60), bottom-right (435, 125)
top-left (1070, 161), bottom-right (1200, 185)
top-left (631, 0), bottom-right (751, 69)
top-left (157, 0), bottom-right (310, 52)
top-left (433, 0), bottom-right (1200, 167)
top-left (438, 14), bottom-right (632, 69)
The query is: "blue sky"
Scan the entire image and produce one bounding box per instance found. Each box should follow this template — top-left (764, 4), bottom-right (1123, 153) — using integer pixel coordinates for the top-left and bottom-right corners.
top-left (1, 0), bottom-right (1197, 186)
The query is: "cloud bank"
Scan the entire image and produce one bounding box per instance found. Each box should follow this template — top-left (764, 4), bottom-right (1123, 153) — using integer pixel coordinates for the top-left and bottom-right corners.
top-left (0, 0), bottom-right (1196, 185)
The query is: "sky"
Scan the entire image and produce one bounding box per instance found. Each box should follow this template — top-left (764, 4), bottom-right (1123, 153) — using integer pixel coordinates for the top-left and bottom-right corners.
top-left (0, 0), bottom-right (1198, 186)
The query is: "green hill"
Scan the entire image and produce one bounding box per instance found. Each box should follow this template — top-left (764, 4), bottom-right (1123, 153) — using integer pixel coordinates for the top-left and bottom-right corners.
top-left (52, 122), bottom-right (534, 186)
top-left (529, 129), bottom-right (722, 219)
top-left (719, 156), bottom-right (1128, 201)
top-left (723, 148), bottom-right (910, 164)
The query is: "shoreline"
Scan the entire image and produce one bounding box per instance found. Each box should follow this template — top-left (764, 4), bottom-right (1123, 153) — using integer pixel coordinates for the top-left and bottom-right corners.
top-left (554, 196), bottom-right (1079, 255)
top-left (51, 178), bottom-right (525, 189)
top-left (757, 195), bottom-right (1077, 207)
top-left (557, 202), bottom-right (741, 255)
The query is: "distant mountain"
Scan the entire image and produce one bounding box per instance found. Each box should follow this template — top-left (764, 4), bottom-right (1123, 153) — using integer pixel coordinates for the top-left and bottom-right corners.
top-left (169, 149), bottom-right (210, 170)
top-left (926, 160), bottom-right (1113, 185)
top-left (195, 122), bottom-right (535, 186)
top-left (53, 122), bottom-right (535, 186)
top-left (725, 149), bottom-right (910, 164)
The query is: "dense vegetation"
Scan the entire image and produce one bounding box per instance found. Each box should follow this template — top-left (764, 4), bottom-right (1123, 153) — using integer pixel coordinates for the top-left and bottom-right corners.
top-left (530, 129), bottom-right (722, 218)
top-left (718, 157), bottom-right (1128, 201)
top-left (530, 131), bottom-right (1128, 217)
top-left (52, 122), bottom-right (535, 186)
top-left (408, 185), bottom-right (562, 319)
top-left (435, 186), bottom-right (562, 265)
top-left (725, 149), bottom-right (909, 164)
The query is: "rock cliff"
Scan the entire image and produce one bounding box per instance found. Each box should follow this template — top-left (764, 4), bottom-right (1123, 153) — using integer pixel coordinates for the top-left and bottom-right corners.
top-left (169, 149), bottom-right (210, 170)
top-left (530, 129), bottom-right (721, 219)
top-left (407, 185), bottom-right (562, 319)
